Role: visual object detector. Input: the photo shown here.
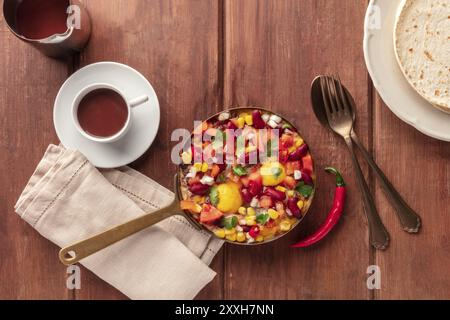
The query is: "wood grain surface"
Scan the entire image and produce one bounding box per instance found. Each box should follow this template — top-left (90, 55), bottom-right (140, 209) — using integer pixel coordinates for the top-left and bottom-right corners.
top-left (0, 0), bottom-right (449, 300)
top-left (0, 5), bottom-right (71, 299)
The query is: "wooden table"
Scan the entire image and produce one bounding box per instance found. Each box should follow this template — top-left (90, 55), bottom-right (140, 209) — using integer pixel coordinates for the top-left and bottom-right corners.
top-left (1, 0), bottom-right (449, 300)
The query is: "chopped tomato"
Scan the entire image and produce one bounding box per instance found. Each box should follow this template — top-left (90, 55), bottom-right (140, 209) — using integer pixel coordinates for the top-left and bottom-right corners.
top-left (200, 204), bottom-right (224, 224)
top-left (187, 176), bottom-right (201, 186)
top-left (265, 219), bottom-right (277, 229)
top-left (302, 154), bottom-right (314, 175)
top-left (247, 171), bottom-right (263, 196)
top-left (248, 171), bottom-right (262, 182)
top-left (285, 161), bottom-right (302, 175)
top-left (240, 176), bottom-right (250, 187)
top-left (210, 164), bottom-right (221, 178)
top-left (280, 134), bottom-right (294, 149)
top-left (259, 195), bottom-right (273, 209)
top-left (282, 176), bottom-right (296, 189)
top-left (278, 149), bottom-right (289, 163)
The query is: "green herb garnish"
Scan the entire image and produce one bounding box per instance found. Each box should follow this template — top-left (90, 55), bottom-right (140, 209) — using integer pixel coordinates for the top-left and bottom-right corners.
top-left (233, 165), bottom-right (248, 176)
top-left (217, 173), bottom-right (226, 183)
top-left (209, 186), bottom-right (219, 206)
top-left (295, 182), bottom-right (313, 198)
top-left (223, 216), bottom-right (238, 230)
top-left (256, 213), bottom-right (270, 225)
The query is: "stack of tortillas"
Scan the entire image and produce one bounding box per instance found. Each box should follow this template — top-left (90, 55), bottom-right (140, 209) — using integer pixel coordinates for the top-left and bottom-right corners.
top-left (394, 0), bottom-right (450, 114)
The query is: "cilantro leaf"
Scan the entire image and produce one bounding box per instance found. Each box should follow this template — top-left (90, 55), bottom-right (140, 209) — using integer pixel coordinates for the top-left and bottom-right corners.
top-left (223, 216), bottom-right (238, 230)
top-left (233, 165), bottom-right (248, 176)
top-left (217, 173), bottom-right (226, 183)
top-left (295, 182), bottom-right (313, 198)
top-left (256, 213), bottom-right (270, 225)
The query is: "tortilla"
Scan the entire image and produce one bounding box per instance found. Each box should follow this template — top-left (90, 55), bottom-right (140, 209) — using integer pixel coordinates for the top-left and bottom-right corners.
top-left (394, 0), bottom-right (450, 113)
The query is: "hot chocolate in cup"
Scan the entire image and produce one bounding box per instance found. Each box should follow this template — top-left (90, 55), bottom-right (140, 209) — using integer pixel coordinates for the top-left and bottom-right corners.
top-left (72, 83), bottom-right (149, 143)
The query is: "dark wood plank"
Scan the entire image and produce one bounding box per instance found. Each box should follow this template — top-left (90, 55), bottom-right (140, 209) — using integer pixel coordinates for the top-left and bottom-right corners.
top-left (74, 0), bottom-right (223, 300)
top-left (373, 96), bottom-right (450, 299)
top-left (0, 1), bottom-right (72, 299)
top-left (223, 0), bottom-right (372, 299)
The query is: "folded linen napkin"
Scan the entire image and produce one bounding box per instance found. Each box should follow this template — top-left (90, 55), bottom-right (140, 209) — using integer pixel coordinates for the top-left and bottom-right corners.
top-left (15, 144), bottom-right (224, 300)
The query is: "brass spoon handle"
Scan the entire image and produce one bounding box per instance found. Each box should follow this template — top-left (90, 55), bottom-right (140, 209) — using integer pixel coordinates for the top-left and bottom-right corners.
top-left (59, 200), bottom-right (182, 266)
top-left (351, 133), bottom-right (421, 233)
top-left (344, 137), bottom-right (390, 250)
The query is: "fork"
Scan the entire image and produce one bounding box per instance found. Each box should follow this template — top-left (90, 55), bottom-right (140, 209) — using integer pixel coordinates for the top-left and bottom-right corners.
top-left (320, 76), bottom-right (390, 250)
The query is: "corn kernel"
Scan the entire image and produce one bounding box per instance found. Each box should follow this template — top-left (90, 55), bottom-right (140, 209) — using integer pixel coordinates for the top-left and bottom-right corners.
top-left (247, 207), bottom-right (256, 216)
top-left (201, 163), bottom-right (209, 173)
top-left (193, 195), bottom-right (205, 204)
top-left (226, 233), bottom-right (237, 241)
top-left (225, 228), bottom-right (236, 235)
top-left (245, 216), bottom-right (256, 226)
top-left (295, 137), bottom-right (304, 148)
top-left (297, 200), bottom-right (305, 210)
top-left (275, 186), bottom-right (287, 193)
top-left (237, 117), bottom-right (245, 128)
top-left (287, 190), bottom-right (295, 198)
top-left (194, 163), bottom-right (202, 171)
top-left (236, 232), bottom-right (246, 242)
top-left (239, 112), bottom-right (249, 118)
top-left (256, 235), bottom-right (264, 242)
top-left (280, 220), bottom-right (291, 231)
top-left (238, 207), bottom-right (247, 215)
top-left (214, 229), bottom-right (226, 239)
top-left (244, 115), bottom-right (253, 126)
top-left (181, 151), bottom-right (192, 164)
top-left (268, 209), bottom-right (279, 220)
top-left (193, 204), bottom-right (202, 213)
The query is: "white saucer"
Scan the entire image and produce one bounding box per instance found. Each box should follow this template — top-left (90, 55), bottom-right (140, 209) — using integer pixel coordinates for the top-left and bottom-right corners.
top-left (364, 0), bottom-right (450, 142)
top-left (54, 62), bottom-right (160, 168)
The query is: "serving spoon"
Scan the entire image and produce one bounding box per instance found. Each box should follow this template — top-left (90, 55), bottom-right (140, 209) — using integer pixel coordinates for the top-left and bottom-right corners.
top-left (311, 75), bottom-right (421, 240)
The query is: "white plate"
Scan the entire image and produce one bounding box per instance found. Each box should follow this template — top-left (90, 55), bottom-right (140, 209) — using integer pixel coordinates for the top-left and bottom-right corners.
top-left (364, 0), bottom-right (450, 142)
top-left (54, 62), bottom-right (160, 168)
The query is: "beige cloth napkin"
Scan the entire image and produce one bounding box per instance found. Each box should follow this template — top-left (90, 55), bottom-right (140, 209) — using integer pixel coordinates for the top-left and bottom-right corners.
top-left (15, 144), bottom-right (224, 300)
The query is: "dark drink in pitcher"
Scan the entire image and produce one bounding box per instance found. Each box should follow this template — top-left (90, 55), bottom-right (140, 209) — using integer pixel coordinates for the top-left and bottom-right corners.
top-left (16, 0), bottom-right (70, 40)
top-left (3, 0), bottom-right (91, 57)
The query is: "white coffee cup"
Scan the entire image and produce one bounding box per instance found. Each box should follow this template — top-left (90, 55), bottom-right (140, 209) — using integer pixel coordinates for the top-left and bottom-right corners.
top-left (71, 83), bottom-right (148, 143)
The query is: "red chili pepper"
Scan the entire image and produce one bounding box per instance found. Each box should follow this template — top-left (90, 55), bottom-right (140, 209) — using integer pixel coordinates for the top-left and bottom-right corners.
top-left (291, 167), bottom-right (346, 248)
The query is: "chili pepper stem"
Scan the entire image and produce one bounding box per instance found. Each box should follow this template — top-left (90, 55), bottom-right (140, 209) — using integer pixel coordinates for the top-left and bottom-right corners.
top-left (325, 167), bottom-right (345, 187)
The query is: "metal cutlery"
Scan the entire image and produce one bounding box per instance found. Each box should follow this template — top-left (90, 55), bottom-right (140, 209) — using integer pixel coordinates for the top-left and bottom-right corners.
top-left (312, 75), bottom-right (388, 249)
top-left (311, 75), bottom-right (421, 249)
